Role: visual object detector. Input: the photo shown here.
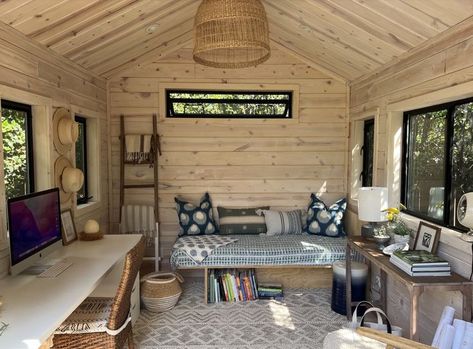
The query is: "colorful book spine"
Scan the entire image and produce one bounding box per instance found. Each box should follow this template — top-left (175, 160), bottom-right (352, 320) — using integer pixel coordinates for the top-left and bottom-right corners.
top-left (251, 270), bottom-right (258, 299)
top-left (214, 277), bottom-right (219, 303)
top-left (231, 272), bottom-right (239, 302)
top-left (209, 271), bottom-right (215, 303)
top-left (208, 268), bottom-right (266, 303)
top-left (222, 274), bottom-right (228, 301)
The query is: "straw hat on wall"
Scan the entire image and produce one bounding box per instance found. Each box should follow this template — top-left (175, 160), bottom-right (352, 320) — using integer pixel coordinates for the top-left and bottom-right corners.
top-left (53, 107), bottom-right (79, 155)
top-left (54, 156), bottom-right (84, 205)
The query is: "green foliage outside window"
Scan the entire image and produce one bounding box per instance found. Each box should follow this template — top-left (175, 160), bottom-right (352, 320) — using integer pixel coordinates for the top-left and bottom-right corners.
top-left (452, 103), bottom-right (473, 196)
top-left (406, 109), bottom-right (446, 215)
top-left (75, 117), bottom-right (87, 203)
top-left (405, 100), bottom-right (473, 228)
top-left (167, 91), bottom-right (292, 118)
top-left (2, 107), bottom-right (29, 200)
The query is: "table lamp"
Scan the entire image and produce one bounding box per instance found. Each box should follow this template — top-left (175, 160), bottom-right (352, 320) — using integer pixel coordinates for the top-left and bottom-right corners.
top-left (358, 187), bottom-right (388, 239)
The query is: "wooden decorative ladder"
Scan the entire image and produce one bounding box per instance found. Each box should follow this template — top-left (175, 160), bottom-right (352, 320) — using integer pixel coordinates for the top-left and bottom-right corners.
top-left (119, 113), bottom-right (161, 271)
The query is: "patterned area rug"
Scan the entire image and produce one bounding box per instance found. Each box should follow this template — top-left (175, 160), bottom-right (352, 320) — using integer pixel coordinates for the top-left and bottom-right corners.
top-left (134, 282), bottom-right (346, 349)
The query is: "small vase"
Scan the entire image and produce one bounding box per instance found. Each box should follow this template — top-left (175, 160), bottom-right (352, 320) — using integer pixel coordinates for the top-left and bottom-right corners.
top-left (393, 234), bottom-right (410, 244)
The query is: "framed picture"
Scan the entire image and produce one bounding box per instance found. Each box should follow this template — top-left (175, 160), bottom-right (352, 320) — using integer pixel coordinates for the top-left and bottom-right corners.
top-left (61, 210), bottom-right (77, 245)
top-left (414, 221), bottom-right (441, 254)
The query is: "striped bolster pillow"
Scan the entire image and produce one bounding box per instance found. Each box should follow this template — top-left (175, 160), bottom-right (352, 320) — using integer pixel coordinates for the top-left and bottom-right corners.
top-left (217, 206), bottom-right (269, 235)
top-left (257, 209), bottom-right (303, 235)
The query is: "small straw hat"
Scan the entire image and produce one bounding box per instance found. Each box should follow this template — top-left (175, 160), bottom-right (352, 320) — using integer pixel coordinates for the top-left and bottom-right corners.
top-left (53, 107), bottom-right (79, 155)
top-left (54, 156), bottom-right (84, 204)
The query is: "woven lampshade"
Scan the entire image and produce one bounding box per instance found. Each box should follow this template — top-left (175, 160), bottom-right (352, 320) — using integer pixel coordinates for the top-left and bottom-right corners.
top-left (193, 0), bottom-right (270, 68)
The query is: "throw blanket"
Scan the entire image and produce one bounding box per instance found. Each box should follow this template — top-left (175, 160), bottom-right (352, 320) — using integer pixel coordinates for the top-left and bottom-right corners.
top-left (172, 235), bottom-right (238, 263)
top-left (125, 134), bottom-right (154, 164)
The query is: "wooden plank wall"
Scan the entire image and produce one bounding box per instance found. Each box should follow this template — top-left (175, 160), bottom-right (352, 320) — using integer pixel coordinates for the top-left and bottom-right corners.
top-left (0, 22), bottom-right (108, 257)
top-left (109, 44), bottom-right (348, 269)
top-left (348, 19), bottom-right (473, 343)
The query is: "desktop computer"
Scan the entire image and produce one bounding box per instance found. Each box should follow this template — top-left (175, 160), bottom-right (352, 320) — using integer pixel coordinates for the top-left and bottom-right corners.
top-left (7, 188), bottom-right (65, 276)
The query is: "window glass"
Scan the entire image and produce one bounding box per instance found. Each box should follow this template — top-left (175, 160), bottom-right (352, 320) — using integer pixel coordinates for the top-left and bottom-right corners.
top-left (403, 98), bottom-right (473, 230)
top-left (405, 109), bottom-right (446, 221)
top-left (166, 90), bottom-right (292, 118)
top-left (451, 101), bottom-right (473, 227)
top-left (362, 119), bottom-right (374, 187)
top-left (75, 116), bottom-right (88, 205)
top-left (1, 100), bottom-right (34, 199)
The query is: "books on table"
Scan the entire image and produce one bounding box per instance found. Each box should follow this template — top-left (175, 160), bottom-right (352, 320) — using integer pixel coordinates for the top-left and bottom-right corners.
top-left (389, 250), bottom-right (451, 277)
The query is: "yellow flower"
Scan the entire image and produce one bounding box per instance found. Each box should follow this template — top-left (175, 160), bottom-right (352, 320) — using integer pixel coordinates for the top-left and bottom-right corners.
top-left (382, 205), bottom-right (405, 221)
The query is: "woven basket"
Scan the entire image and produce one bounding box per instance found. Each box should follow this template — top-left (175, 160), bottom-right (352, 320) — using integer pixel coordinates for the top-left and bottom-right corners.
top-left (141, 272), bottom-right (184, 312)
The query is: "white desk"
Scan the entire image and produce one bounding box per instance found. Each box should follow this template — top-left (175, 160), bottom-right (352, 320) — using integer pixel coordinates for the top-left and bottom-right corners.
top-left (0, 234), bottom-right (141, 349)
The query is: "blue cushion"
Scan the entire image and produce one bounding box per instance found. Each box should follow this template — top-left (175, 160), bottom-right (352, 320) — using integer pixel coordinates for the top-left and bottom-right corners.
top-left (306, 194), bottom-right (347, 237)
top-left (175, 193), bottom-right (218, 236)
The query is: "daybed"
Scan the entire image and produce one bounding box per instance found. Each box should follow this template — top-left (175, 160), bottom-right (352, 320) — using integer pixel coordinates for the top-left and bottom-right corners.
top-left (171, 234), bottom-right (352, 301)
top-left (171, 194), bottom-right (352, 301)
top-left (171, 234), bottom-right (347, 268)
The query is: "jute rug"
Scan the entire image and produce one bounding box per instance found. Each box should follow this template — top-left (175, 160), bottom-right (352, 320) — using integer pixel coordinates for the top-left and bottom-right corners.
top-left (134, 281), bottom-right (346, 348)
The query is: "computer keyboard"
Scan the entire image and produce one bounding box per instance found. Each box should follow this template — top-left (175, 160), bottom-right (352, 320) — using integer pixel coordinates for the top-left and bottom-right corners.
top-left (37, 260), bottom-right (73, 278)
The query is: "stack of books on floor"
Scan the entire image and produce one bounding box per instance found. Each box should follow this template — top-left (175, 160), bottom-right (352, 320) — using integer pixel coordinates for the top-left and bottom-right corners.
top-left (208, 269), bottom-right (258, 303)
top-left (257, 283), bottom-right (284, 300)
top-left (390, 250), bottom-right (451, 277)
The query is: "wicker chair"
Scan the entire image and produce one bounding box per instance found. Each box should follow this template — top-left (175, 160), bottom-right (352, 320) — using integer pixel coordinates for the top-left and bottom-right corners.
top-left (51, 237), bottom-right (145, 349)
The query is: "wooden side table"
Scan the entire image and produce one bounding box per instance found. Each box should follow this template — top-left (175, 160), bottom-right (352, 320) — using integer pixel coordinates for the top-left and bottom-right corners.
top-left (346, 236), bottom-right (473, 341)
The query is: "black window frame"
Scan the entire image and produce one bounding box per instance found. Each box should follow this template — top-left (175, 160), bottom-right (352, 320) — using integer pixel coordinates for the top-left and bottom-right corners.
top-left (361, 118), bottom-right (375, 187)
top-left (401, 96), bottom-right (473, 231)
top-left (75, 115), bottom-right (89, 205)
top-left (1, 99), bottom-right (35, 196)
top-left (165, 89), bottom-right (293, 119)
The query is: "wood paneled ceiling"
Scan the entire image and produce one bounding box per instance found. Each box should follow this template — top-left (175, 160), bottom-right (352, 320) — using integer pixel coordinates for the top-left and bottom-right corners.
top-left (0, 0), bottom-right (472, 81)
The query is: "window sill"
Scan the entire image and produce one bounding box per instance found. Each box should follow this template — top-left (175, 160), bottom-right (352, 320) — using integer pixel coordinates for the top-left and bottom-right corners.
top-left (76, 201), bottom-right (101, 217)
top-left (400, 213), bottom-right (472, 255)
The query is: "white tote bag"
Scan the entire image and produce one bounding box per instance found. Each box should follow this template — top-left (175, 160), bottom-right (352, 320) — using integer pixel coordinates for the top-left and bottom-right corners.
top-left (323, 302), bottom-right (402, 349)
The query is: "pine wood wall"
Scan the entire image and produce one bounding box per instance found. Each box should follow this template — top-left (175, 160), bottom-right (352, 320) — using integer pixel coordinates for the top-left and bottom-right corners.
top-left (348, 18), bottom-right (473, 343)
top-left (108, 43), bottom-right (348, 268)
top-left (0, 22), bottom-right (108, 275)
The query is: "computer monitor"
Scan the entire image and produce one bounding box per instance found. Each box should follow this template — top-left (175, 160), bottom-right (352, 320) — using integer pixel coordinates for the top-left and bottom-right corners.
top-left (7, 188), bottom-right (63, 275)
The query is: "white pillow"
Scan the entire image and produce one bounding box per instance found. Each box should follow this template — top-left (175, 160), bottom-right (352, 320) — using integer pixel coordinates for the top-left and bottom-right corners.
top-left (257, 209), bottom-right (303, 235)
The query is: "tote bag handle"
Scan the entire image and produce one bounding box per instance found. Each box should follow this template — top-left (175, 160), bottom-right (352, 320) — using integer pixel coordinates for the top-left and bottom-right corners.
top-left (360, 307), bottom-right (393, 334)
top-left (350, 301), bottom-right (382, 328)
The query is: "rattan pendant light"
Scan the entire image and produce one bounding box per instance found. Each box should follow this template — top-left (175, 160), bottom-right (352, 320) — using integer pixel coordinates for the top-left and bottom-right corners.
top-left (193, 0), bottom-right (270, 68)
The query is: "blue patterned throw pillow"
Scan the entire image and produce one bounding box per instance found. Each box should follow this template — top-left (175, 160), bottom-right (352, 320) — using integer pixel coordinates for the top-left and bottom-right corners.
top-left (306, 194), bottom-right (347, 237)
top-left (175, 193), bottom-right (218, 236)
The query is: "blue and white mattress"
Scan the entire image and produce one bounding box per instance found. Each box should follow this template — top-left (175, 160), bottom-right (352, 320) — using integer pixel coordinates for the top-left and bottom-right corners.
top-left (170, 234), bottom-right (348, 268)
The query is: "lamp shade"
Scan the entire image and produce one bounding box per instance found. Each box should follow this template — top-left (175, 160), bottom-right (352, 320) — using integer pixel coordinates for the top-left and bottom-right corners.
top-left (358, 187), bottom-right (388, 222)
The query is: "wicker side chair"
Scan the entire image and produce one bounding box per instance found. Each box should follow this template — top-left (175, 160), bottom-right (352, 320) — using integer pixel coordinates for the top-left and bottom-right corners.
top-left (51, 236), bottom-right (145, 349)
